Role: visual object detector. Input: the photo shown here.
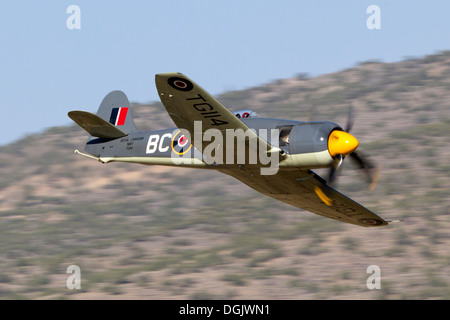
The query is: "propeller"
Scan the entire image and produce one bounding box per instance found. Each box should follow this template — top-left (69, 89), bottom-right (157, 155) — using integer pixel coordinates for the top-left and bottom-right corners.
top-left (327, 106), bottom-right (380, 190)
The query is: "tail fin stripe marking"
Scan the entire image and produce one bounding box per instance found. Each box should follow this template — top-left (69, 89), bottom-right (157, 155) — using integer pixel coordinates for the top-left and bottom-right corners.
top-left (109, 108), bottom-right (119, 125)
top-left (116, 107), bottom-right (128, 126)
top-left (109, 107), bottom-right (129, 126)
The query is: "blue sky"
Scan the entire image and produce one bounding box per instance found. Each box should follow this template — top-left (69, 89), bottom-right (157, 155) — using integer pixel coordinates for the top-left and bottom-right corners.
top-left (1, 1), bottom-right (450, 146)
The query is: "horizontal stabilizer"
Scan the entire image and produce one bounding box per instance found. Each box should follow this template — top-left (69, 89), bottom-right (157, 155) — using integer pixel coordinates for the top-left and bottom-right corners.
top-left (68, 110), bottom-right (128, 139)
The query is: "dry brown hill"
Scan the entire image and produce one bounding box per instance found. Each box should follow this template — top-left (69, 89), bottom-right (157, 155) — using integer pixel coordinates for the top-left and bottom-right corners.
top-left (1, 51), bottom-right (450, 299)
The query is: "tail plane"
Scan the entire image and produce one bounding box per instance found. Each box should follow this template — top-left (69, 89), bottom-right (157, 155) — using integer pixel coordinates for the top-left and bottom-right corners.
top-left (68, 90), bottom-right (138, 139)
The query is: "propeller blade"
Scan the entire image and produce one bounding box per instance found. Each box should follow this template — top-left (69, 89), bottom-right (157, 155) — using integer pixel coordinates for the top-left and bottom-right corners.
top-left (345, 105), bottom-right (355, 133)
top-left (327, 154), bottom-right (342, 185)
top-left (327, 166), bottom-right (337, 185)
top-left (349, 151), bottom-right (380, 190)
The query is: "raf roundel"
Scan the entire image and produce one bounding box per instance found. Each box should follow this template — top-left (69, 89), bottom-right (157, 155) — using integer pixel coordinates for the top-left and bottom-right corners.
top-left (177, 135), bottom-right (188, 148)
top-left (171, 130), bottom-right (193, 155)
top-left (358, 218), bottom-right (384, 226)
top-left (168, 77), bottom-right (194, 92)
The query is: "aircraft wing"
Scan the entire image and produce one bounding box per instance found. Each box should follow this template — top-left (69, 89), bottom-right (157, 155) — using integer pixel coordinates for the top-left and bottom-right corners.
top-left (155, 73), bottom-right (387, 227)
top-left (155, 73), bottom-right (278, 163)
top-left (221, 168), bottom-right (388, 227)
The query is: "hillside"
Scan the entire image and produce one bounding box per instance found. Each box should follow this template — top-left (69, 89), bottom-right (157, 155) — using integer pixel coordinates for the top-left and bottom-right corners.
top-left (1, 51), bottom-right (450, 299)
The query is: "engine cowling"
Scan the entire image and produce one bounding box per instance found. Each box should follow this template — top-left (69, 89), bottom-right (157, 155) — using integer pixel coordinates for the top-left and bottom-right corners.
top-left (280, 122), bottom-right (342, 169)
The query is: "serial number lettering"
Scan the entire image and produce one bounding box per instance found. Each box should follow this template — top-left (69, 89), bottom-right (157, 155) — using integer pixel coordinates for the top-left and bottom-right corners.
top-left (186, 93), bottom-right (229, 126)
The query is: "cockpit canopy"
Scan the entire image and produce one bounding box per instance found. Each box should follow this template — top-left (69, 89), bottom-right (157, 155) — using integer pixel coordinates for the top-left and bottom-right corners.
top-left (234, 109), bottom-right (261, 119)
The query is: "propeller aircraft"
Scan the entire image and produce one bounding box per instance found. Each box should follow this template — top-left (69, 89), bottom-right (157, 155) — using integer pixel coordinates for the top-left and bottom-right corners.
top-left (68, 73), bottom-right (387, 227)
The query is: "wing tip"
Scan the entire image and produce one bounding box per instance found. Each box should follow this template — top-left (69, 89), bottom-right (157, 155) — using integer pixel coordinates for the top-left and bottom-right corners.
top-left (358, 218), bottom-right (389, 227)
top-left (155, 72), bottom-right (184, 80)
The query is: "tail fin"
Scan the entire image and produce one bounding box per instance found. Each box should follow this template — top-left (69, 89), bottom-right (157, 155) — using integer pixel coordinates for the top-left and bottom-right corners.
top-left (96, 90), bottom-right (137, 134)
top-left (68, 90), bottom-right (138, 139)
